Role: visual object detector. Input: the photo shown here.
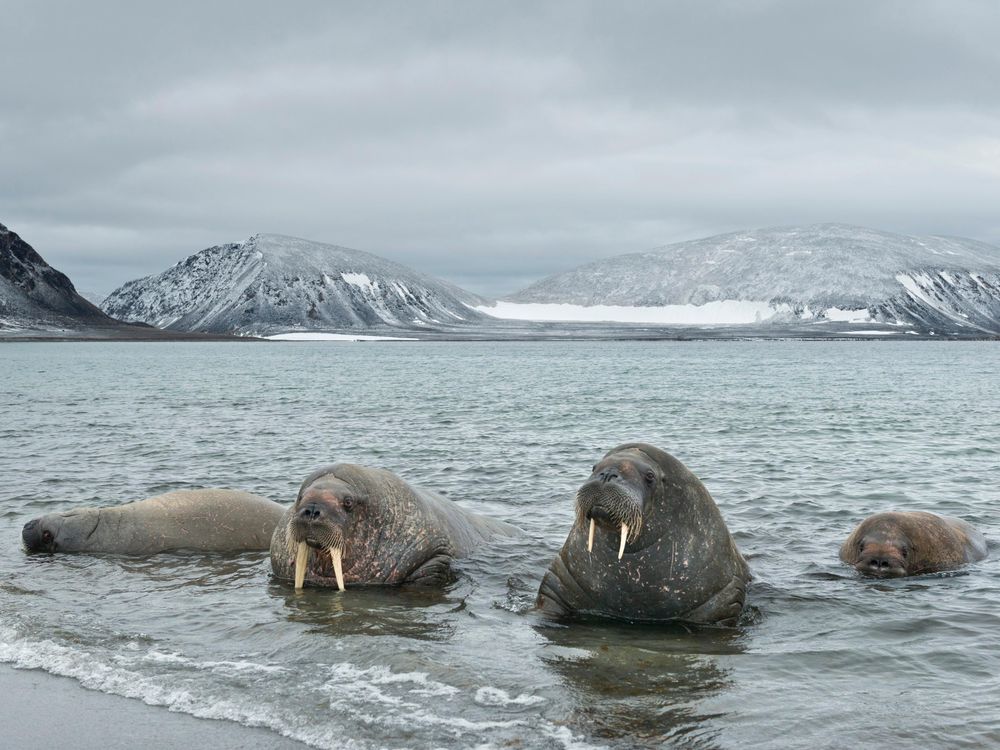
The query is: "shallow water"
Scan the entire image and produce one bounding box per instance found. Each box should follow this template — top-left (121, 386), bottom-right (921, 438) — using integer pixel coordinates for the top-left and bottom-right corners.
top-left (2, 340), bottom-right (999, 749)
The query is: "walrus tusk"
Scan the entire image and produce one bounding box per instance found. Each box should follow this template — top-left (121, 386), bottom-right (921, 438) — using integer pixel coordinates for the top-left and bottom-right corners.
top-left (294, 541), bottom-right (309, 589)
top-left (331, 547), bottom-right (345, 592)
top-left (587, 518), bottom-right (595, 553)
top-left (618, 524), bottom-right (628, 560)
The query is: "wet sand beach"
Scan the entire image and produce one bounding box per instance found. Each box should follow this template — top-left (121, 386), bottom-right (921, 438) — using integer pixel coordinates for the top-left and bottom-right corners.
top-left (0, 665), bottom-right (306, 750)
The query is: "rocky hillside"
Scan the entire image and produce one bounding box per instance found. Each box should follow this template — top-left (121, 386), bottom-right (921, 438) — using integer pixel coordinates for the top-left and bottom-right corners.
top-left (0, 222), bottom-right (117, 330)
top-left (101, 233), bottom-right (490, 336)
top-left (504, 224), bottom-right (1000, 335)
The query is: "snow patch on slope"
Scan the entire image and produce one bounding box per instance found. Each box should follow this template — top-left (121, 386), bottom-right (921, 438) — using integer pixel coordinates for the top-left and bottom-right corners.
top-left (477, 300), bottom-right (790, 325)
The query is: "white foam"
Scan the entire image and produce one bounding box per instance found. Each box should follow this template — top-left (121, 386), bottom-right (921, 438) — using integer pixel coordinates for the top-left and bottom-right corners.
top-left (476, 300), bottom-right (790, 325)
top-left (0, 621), bottom-right (596, 749)
top-left (474, 686), bottom-right (546, 707)
top-left (539, 723), bottom-right (610, 749)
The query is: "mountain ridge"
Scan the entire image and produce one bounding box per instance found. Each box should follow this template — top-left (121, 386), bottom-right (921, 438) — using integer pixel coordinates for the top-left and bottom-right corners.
top-left (101, 232), bottom-right (490, 336)
top-left (503, 223), bottom-right (1000, 334)
top-left (0, 222), bottom-right (119, 329)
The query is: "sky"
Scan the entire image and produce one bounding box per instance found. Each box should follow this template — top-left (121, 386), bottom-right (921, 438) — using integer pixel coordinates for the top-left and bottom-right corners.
top-left (3, 0), bottom-right (1000, 299)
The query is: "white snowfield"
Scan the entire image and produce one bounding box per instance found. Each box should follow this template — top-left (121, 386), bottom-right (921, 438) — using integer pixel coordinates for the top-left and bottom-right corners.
top-left (476, 300), bottom-right (791, 325)
top-left (476, 300), bottom-right (883, 326)
top-left (266, 332), bottom-right (417, 341)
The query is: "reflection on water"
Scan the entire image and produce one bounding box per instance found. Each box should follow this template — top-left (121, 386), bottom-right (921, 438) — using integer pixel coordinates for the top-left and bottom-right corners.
top-left (271, 582), bottom-right (460, 642)
top-left (2, 341), bottom-right (1000, 749)
top-left (537, 620), bottom-right (744, 748)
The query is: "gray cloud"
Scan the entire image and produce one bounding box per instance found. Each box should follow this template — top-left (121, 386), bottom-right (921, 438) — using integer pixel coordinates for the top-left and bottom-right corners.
top-left (3, 0), bottom-right (999, 298)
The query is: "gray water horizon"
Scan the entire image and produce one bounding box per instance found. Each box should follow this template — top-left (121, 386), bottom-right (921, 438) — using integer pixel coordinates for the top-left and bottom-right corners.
top-left (2, 340), bottom-right (999, 749)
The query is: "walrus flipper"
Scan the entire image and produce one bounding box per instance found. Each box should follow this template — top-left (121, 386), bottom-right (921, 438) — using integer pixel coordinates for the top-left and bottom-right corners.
top-left (683, 573), bottom-right (748, 626)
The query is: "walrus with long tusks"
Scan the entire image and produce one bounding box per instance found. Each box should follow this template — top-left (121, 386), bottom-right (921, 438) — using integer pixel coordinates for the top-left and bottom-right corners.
top-left (270, 463), bottom-right (520, 591)
top-left (536, 443), bottom-right (750, 626)
top-left (21, 489), bottom-right (286, 555)
top-left (840, 511), bottom-right (988, 578)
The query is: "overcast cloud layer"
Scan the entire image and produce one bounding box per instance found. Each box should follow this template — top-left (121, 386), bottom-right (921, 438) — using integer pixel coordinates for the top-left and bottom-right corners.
top-left (3, 0), bottom-right (1000, 298)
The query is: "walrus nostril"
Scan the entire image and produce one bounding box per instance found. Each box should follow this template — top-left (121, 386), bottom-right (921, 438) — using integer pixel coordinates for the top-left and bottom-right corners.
top-left (298, 503), bottom-right (323, 521)
top-left (597, 470), bottom-right (619, 483)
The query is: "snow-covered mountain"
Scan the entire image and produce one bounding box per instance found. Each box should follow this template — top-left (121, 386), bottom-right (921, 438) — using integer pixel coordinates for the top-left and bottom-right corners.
top-left (499, 224), bottom-right (1000, 335)
top-left (0, 222), bottom-right (117, 330)
top-left (101, 233), bottom-right (489, 335)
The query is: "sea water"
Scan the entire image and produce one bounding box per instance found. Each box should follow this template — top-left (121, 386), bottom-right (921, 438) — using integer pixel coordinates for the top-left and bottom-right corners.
top-left (1, 340), bottom-right (998, 749)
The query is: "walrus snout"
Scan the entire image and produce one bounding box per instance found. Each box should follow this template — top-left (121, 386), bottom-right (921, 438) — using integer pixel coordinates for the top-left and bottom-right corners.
top-left (577, 482), bottom-right (644, 561)
top-left (21, 518), bottom-right (53, 553)
top-left (595, 468), bottom-right (620, 483)
top-left (586, 506), bottom-right (613, 523)
top-left (856, 553), bottom-right (907, 578)
top-left (297, 502), bottom-right (325, 522)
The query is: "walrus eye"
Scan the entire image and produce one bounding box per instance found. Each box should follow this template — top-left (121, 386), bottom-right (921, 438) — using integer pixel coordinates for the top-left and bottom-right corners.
top-left (41, 530), bottom-right (53, 544)
top-left (342, 497), bottom-right (354, 512)
top-left (900, 548), bottom-right (908, 558)
top-left (644, 470), bottom-right (655, 484)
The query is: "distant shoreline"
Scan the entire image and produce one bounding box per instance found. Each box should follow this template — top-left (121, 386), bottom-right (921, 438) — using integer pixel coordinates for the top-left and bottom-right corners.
top-left (2, 329), bottom-right (997, 343)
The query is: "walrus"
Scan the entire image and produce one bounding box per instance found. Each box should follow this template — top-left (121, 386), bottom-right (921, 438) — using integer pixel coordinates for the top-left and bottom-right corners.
top-left (536, 443), bottom-right (750, 625)
top-left (839, 511), bottom-right (988, 577)
top-left (21, 489), bottom-right (285, 555)
top-left (270, 463), bottom-right (519, 590)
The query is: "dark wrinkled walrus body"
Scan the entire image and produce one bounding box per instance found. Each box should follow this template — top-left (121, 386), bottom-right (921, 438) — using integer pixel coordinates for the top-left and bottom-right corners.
top-left (22, 489), bottom-right (286, 555)
top-left (271, 463), bottom-right (520, 589)
top-left (537, 443), bottom-right (750, 626)
top-left (840, 511), bottom-right (987, 578)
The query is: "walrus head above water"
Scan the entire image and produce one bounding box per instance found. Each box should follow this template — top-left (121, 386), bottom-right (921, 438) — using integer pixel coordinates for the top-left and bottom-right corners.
top-left (284, 467), bottom-right (365, 591)
top-left (575, 451), bottom-right (658, 560)
top-left (847, 524), bottom-right (911, 578)
top-left (21, 511), bottom-right (95, 553)
top-left (272, 462), bottom-right (520, 592)
top-left (839, 511), bottom-right (988, 579)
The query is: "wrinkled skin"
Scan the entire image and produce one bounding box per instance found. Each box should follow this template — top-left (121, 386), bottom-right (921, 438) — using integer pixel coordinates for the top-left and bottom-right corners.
top-left (839, 511), bottom-right (988, 578)
top-left (270, 463), bottom-right (520, 588)
top-left (21, 490), bottom-right (285, 555)
top-left (537, 443), bottom-right (750, 626)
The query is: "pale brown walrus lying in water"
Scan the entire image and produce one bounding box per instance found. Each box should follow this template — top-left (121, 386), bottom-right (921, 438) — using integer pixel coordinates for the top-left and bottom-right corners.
top-left (840, 511), bottom-right (988, 578)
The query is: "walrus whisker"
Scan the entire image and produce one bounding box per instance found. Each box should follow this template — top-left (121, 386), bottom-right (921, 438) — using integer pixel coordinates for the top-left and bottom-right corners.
top-left (587, 518), bottom-right (595, 553)
top-left (330, 546), bottom-right (345, 592)
top-left (294, 541), bottom-right (309, 590)
top-left (618, 523), bottom-right (628, 560)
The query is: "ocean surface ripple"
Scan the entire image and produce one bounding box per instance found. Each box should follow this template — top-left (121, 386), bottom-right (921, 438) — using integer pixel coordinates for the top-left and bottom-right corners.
top-left (2, 340), bottom-right (998, 749)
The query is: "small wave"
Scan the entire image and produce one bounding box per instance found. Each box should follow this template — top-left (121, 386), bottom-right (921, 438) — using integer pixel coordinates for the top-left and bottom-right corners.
top-left (0, 620), bottom-right (585, 749)
top-left (474, 686), bottom-right (546, 707)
